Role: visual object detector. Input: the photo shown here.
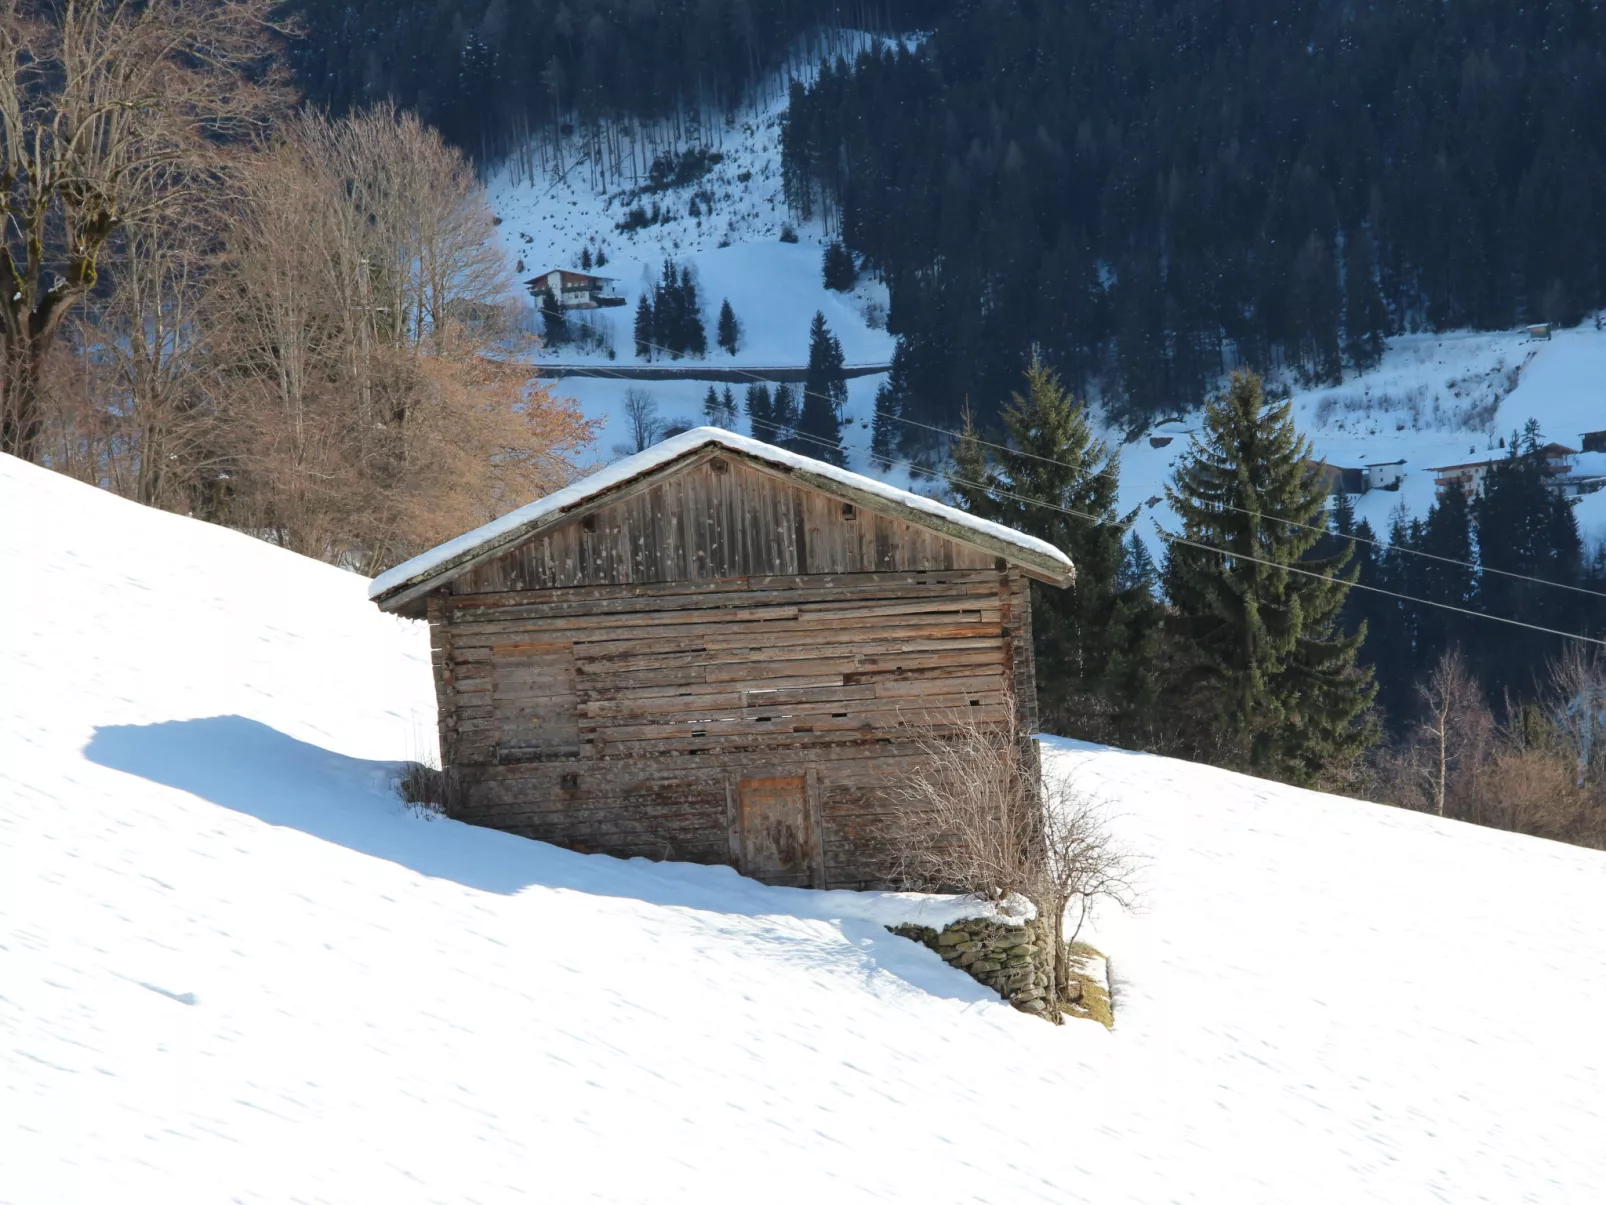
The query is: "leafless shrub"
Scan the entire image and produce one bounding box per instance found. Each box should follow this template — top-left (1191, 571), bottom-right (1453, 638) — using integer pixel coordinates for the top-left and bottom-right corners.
top-left (397, 761), bottom-right (460, 819)
top-left (1373, 647), bottom-right (1605, 849)
top-left (880, 697), bottom-right (1138, 1009)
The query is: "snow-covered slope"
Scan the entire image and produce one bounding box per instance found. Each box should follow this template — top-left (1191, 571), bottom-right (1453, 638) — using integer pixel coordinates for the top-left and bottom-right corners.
top-left (485, 54), bottom-right (894, 461)
top-left (5, 455), bottom-right (1606, 1202)
top-left (1119, 323), bottom-right (1606, 548)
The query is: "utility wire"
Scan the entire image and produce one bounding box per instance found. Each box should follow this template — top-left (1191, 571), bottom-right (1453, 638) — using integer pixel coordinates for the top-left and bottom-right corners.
top-left (599, 332), bottom-right (1601, 599)
top-left (887, 406), bottom-right (1606, 601)
top-left (546, 351), bottom-right (1606, 646)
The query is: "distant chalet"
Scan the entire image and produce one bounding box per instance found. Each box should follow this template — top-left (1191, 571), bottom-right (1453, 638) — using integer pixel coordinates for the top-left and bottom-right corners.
top-left (524, 268), bottom-right (624, 309)
top-left (370, 429), bottom-right (1073, 889)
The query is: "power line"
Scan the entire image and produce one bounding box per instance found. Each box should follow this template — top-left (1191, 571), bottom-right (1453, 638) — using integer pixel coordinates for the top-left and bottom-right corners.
top-left (548, 352), bottom-right (1606, 647)
top-left (887, 408), bottom-right (1606, 601)
top-left (739, 410), bottom-right (1606, 650)
top-left (1164, 533), bottom-right (1606, 648)
top-left (612, 331), bottom-right (1600, 597)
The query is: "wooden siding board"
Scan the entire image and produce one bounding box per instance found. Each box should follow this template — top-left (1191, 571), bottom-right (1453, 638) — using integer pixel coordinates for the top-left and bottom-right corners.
top-left (421, 470), bottom-right (1048, 887)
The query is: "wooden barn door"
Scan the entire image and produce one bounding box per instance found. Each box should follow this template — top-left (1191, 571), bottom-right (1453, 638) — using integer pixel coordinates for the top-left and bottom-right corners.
top-left (490, 640), bottom-right (580, 763)
top-left (735, 774), bottom-right (818, 886)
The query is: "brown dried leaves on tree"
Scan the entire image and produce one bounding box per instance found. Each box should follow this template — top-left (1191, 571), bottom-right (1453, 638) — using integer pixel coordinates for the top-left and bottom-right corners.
top-left (0, 0), bottom-right (286, 461)
top-left (208, 108), bottom-right (597, 571)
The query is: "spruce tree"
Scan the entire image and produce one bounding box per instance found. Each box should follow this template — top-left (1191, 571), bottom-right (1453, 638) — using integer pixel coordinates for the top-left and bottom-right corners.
top-left (822, 240), bottom-right (857, 291)
top-left (539, 287), bottom-right (568, 347)
top-left (702, 386), bottom-right (723, 426)
top-left (952, 357), bottom-right (1161, 739)
top-left (804, 311), bottom-right (848, 417)
top-left (1473, 426), bottom-right (1586, 697)
top-left (717, 298), bottom-right (740, 355)
top-left (870, 380), bottom-right (899, 469)
top-left (579, 245), bottom-right (592, 270)
top-left (633, 293), bottom-right (654, 360)
top-left (719, 386), bottom-right (737, 427)
top-left (770, 382), bottom-right (804, 450)
top-left (680, 265), bottom-right (707, 357)
top-left (1163, 371), bottom-right (1376, 781)
top-left (745, 382), bottom-right (776, 444)
top-left (1344, 233), bottom-right (1388, 373)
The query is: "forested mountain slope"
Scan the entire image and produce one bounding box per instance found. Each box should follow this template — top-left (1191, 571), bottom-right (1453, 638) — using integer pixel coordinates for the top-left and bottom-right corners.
top-left (781, 1), bottom-right (1606, 435)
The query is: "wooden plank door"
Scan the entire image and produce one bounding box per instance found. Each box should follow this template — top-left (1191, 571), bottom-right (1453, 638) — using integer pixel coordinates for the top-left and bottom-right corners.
top-left (490, 640), bottom-right (580, 763)
top-left (736, 775), bottom-right (815, 886)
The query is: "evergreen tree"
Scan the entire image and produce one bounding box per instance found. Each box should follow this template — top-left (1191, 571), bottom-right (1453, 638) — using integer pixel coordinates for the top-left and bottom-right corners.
top-left (1473, 427), bottom-right (1587, 697)
top-left (538, 287), bottom-right (568, 347)
top-left (633, 293), bottom-right (654, 360)
top-left (1343, 233), bottom-right (1388, 373)
top-left (822, 240), bottom-right (857, 291)
top-left (745, 382), bottom-right (777, 444)
top-left (798, 313), bottom-right (847, 464)
top-left (681, 265), bottom-right (707, 356)
top-left (717, 298), bottom-right (740, 355)
top-left (1414, 485), bottom-right (1478, 670)
top-left (1117, 531), bottom-right (1159, 596)
top-left (771, 382), bottom-right (804, 451)
top-left (1163, 371), bottom-right (1376, 781)
top-left (804, 311), bottom-right (848, 417)
top-left (952, 358), bottom-right (1161, 739)
top-left (870, 380), bottom-right (899, 470)
top-left (702, 386), bottom-right (723, 426)
top-left (579, 245), bottom-right (592, 270)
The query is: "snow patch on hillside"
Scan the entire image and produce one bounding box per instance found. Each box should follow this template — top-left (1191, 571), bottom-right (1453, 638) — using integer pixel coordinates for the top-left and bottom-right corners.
top-left (484, 47), bottom-right (894, 461)
top-left (1118, 322), bottom-right (1606, 551)
top-left (6, 453), bottom-right (1606, 1202)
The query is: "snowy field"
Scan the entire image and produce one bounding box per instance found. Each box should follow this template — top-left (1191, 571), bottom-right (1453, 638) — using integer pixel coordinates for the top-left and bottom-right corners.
top-left (1117, 324), bottom-right (1606, 551)
top-left (5, 453), bottom-right (1606, 1202)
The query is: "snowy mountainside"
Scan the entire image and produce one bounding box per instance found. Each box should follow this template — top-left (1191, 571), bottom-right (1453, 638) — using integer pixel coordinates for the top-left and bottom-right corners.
top-left (5, 454), bottom-right (1606, 1202)
top-left (484, 50), bottom-right (894, 463)
top-left (485, 46), bottom-right (1604, 550)
top-left (1118, 323), bottom-right (1606, 548)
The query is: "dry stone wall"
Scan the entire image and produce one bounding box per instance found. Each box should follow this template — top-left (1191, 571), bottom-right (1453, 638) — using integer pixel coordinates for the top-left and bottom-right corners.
top-left (888, 916), bottom-right (1056, 1016)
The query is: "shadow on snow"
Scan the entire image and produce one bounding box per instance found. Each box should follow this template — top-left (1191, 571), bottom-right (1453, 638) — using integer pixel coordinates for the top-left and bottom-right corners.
top-left (84, 714), bottom-right (1002, 1008)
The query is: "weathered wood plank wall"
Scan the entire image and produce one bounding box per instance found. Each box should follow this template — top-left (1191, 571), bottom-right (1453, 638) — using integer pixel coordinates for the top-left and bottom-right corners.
top-left (424, 454), bottom-right (1042, 888)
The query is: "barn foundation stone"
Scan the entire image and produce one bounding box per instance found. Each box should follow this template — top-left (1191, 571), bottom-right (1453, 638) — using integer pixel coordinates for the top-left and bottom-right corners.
top-left (888, 916), bottom-right (1057, 1017)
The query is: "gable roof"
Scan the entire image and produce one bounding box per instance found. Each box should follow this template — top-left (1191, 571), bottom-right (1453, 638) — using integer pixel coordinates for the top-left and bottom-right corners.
top-left (369, 427), bottom-right (1074, 613)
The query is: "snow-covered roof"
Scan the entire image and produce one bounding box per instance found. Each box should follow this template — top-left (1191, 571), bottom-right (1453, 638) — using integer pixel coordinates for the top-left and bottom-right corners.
top-left (369, 427), bottom-right (1074, 611)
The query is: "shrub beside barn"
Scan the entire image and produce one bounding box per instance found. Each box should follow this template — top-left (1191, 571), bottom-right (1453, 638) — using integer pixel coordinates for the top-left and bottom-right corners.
top-left (370, 429), bottom-right (1073, 889)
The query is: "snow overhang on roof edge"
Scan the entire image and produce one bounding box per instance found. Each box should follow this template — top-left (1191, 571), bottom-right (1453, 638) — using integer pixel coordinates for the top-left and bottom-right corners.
top-left (368, 427), bottom-right (1074, 610)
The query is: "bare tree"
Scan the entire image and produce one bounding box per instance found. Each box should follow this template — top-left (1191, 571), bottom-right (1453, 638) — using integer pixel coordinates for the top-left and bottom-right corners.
top-left (880, 696), bottom-right (1138, 1009)
top-left (620, 387), bottom-right (662, 453)
top-left (1415, 648), bottom-right (1486, 817)
top-left (1039, 770), bottom-right (1139, 998)
top-left (1546, 646), bottom-right (1606, 788)
top-left (0, 0), bottom-right (284, 461)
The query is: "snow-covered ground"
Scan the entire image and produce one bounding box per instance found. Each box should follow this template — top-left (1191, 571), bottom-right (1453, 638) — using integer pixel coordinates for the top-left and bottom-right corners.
top-left (484, 51), bottom-right (895, 462)
top-left (1117, 323), bottom-right (1606, 550)
top-left (6, 452), bottom-right (1606, 1202)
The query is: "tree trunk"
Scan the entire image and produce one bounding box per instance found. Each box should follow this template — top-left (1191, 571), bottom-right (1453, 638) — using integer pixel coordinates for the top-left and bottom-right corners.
top-left (1, 332), bottom-right (50, 463)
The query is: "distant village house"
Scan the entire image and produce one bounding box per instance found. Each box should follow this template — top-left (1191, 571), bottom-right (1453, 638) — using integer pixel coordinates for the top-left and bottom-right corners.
top-left (1306, 458), bottom-right (1406, 497)
top-left (525, 268), bottom-right (625, 310)
top-left (1429, 442), bottom-right (1589, 498)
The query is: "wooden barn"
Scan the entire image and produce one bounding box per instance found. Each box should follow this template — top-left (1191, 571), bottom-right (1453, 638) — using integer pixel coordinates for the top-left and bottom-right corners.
top-left (369, 429), bottom-right (1073, 889)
